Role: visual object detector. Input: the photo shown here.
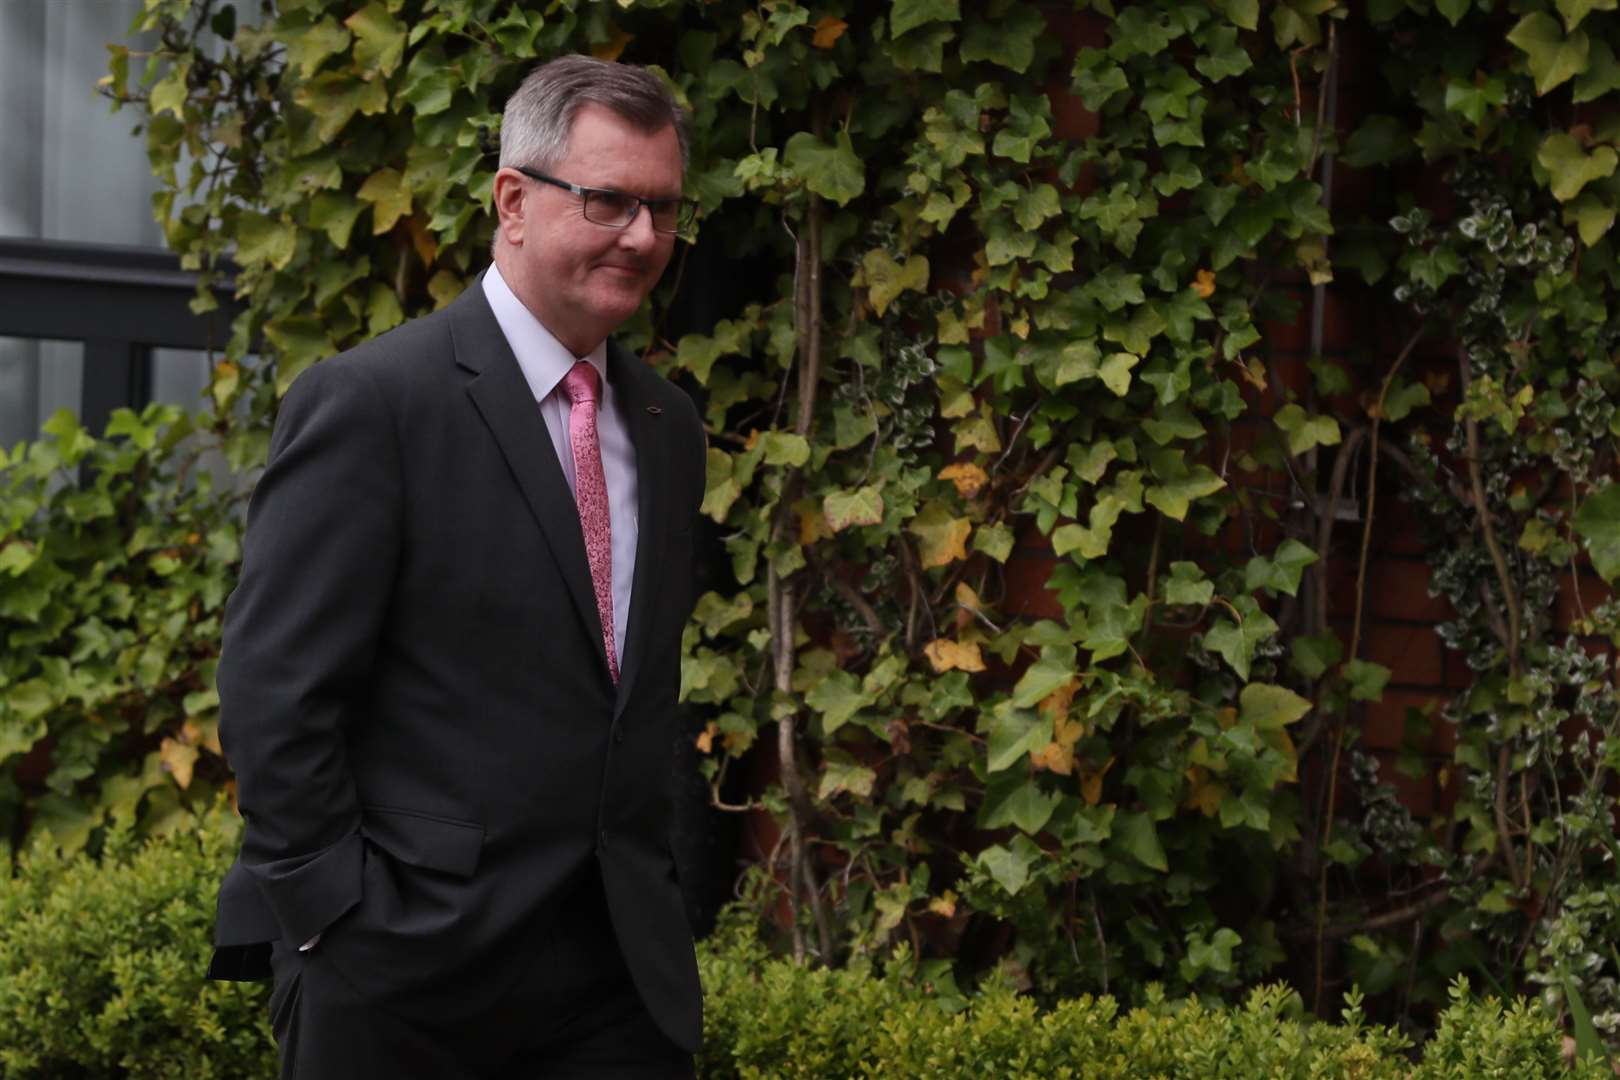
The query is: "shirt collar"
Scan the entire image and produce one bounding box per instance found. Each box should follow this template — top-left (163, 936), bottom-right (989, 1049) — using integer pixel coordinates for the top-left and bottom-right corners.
top-left (481, 262), bottom-right (608, 404)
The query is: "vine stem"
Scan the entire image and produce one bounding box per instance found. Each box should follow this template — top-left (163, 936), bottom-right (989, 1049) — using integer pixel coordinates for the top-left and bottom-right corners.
top-left (765, 146), bottom-right (833, 963)
top-left (1312, 324), bottom-right (1421, 1013)
top-left (1457, 350), bottom-right (1527, 895)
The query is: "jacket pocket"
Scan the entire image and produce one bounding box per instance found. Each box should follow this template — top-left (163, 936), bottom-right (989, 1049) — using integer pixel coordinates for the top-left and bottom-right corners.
top-left (360, 805), bottom-right (484, 878)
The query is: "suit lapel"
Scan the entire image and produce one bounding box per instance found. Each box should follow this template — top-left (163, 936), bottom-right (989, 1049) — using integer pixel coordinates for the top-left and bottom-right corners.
top-left (448, 284), bottom-right (610, 676)
top-left (609, 340), bottom-right (666, 712)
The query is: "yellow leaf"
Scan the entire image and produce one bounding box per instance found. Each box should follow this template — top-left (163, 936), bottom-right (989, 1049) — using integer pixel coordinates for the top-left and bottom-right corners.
top-left (407, 214), bottom-right (438, 267)
top-left (924, 638), bottom-right (987, 673)
top-left (1184, 766), bottom-right (1224, 816)
top-left (939, 461), bottom-right (989, 498)
top-left (812, 16), bottom-right (849, 47)
top-left (927, 890), bottom-right (958, 918)
top-left (954, 581), bottom-right (982, 609)
top-left (1081, 756), bottom-right (1114, 805)
top-left (159, 737), bottom-right (199, 790)
top-left (357, 167), bottom-right (412, 235)
top-left (1030, 741), bottom-right (1074, 775)
top-left (1193, 268), bottom-right (1216, 298)
top-left (592, 25), bottom-right (634, 62)
top-left (909, 502), bottom-right (973, 567)
top-left (1038, 678), bottom-right (1080, 721)
top-left (695, 722), bottom-right (718, 754)
top-left (797, 501), bottom-right (832, 544)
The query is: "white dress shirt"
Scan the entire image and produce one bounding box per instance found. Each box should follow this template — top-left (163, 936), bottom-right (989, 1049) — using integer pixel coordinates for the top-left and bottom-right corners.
top-left (482, 262), bottom-right (639, 669)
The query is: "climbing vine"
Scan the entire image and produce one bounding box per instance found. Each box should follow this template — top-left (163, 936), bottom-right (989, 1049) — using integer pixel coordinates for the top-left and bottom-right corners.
top-left (0, 0), bottom-right (1616, 1033)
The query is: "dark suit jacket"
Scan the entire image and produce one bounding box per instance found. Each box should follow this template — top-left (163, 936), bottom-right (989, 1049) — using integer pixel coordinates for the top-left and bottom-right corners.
top-left (206, 278), bottom-right (706, 1052)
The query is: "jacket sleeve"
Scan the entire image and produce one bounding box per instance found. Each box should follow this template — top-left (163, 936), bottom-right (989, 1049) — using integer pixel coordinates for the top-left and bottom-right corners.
top-left (216, 358), bottom-right (403, 948)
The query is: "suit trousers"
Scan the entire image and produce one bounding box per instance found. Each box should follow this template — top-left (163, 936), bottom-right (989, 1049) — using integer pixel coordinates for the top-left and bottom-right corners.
top-left (267, 867), bottom-right (695, 1079)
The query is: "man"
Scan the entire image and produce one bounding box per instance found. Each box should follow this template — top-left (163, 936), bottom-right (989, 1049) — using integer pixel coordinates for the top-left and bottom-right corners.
top-left (206, 56), bottom-right (706, 1078)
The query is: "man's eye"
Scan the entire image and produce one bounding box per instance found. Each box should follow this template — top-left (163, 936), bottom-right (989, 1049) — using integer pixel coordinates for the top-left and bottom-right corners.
top-left (591, 192), bottom-right (638, 221)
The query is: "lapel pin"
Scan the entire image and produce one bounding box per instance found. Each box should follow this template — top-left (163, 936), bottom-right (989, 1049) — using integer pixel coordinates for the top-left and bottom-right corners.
top-left (646, 405), bottom-right (662, 415)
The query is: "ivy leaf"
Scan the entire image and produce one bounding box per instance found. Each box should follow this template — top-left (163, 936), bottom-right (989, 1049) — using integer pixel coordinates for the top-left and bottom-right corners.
top-left (294, 72), bottom-right (388, 142)
top-left (1274, 403), bottom-right (1341, 455)
top-left (1574, 39), bottom-right (1620, 103)
top-left (817, 749), bottom-right (877, 798)
top-left (760, 431), bottom-right (810, 467)
top-left (1537, 133), bottom-right (1618, 202)
top-left (979, 775), bottom-right (1062, 834)
top-left (1564, 192), bottom-right (1617, 246)
top-left (976, 837), bottom-right (1039, 895)
top-left (307, 192), bottom-right (364, 249)
top-left (909, 500), bottom-right (973, 567)
top-left (1164, 561), bottom-right (1214, 606)
top-left (823, 485), bottom-right (885, 532)
top-left (1344, 659), bottom-right (1392, 702)
top-left (1012, 645), bottom-right (1078, 708)
top-left (860, 249), bottom-right (929, 316)
top-left (1221, 0), bottom-right (1259, 30)
top-left (1244, 539), bottom-right (1318, 597)
top-left (1574, 483), bottom-right (1620, 583)
top-left (890, 0), bottom-right (960, 39)
top-left (783, 130), bottom-right (866, 206)
top-left (1291, 632), bottom-right (1344, 680)
top-left (1196, 26), bottom-right (1253, 81)
top-left (234, 212), bottom-right (297, 270)
top-left (1112, 810), bottom-right (1168, 872)
top-left (925, 638), bottom-right (987, 673)
top-left (1506, 13), bottom-right (1589, 96)
top-left (1341, 115), bottom-right (1412, 168)
top-left (1144, 461), bottom-right (1225, 522)
top-left (1099, 352), bottom-right (1139, 396)
top-left (1556, 0), bottom-right (1616, 31)
top-left (345, 3), bottom-right (407, 77)
top-left (974, 522), bottom-right (1014, 562)
top-left (985, 706), bottom-right (1053, 772)
top-left (357, 167), bottom-right (412, 234)
top-left (806, 671), bottom-right (869, 735)
top-left (281, 16), bottom-right (351, 78)
top-left (1377, 379), bottom-right (1431, 422)
top-left (960, 5), bottom-right (1044, 73)
top-left (1204, 598), bottom-right (1280, 680)
top-left (1239, 683), bottom-right (1312, 730)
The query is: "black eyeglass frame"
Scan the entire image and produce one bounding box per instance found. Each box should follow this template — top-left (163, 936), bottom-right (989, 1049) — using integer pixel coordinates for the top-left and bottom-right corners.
top-left (512, 165), bottom-right (694, 235)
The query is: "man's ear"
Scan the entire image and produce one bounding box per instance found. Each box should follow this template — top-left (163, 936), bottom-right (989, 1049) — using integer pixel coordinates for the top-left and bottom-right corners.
top-left (491, 168), bottom-right (528, 247)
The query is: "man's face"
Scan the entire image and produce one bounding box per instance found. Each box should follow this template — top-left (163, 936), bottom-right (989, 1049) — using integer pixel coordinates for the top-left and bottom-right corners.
top-left (495, 103), bottom-right (683, 357)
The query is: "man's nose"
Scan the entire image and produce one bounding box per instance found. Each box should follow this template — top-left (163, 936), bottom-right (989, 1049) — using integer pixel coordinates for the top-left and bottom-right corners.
top-left (617, 204), bottom-right (659, 250)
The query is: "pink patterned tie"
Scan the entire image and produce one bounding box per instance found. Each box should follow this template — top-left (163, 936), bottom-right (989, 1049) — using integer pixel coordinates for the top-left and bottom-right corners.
top-left (563, 361), bottom-right (618, 683)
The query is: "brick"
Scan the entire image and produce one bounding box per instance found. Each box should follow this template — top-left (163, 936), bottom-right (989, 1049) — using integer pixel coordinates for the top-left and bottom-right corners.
top-left (1004, 549), bottom-right (1064, 619)
top-left (1337, 619), bottom-right (1446, 688)
top-left (1358, 689), bottom-right (1451, 753)
top-left (1328, 556), bottom-right (1454, 624)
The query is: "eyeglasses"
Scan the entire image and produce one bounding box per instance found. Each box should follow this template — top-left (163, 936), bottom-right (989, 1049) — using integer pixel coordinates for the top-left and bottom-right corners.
top-left (513, 166), bottom-right (695, 236)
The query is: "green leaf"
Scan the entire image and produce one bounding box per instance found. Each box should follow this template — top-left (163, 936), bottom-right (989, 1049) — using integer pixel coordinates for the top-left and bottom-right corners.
top-left (976, 836), bottom-right (1039, 895)
top-left (234, 212), bottom-right (297, 270)
top-left (1196, 26), bottom-right (1253, 81)
top-left (357, 167), bottom-right (412, 234)
top-left (1556, 0), bottom-right (1616, 31)
top-left (960, 5), bottom-right (1044, 73)
top-left (1291, 633), bottom-right (1344, 680)
top-left (1575, 483), bottom-right (1620, 583)
top-left (806, 670), bottom-right (869, 735)
top-left (1341, 115), bottom-right (1413, 168)
top-left (1243, 539), bottom-right (1318, 597)
top-left (1274, 403), bottom-right (1341, 455)
top-left (1165, 562), bottom-right (1214, 606)
top-left (890, 0), bottom-right (960, 39)
top-left (345, 2), bottom-right (406, 76)
top-left (1436, 0), bottom-right (1471, 24)
top-left (974, 522), bottom-right (1014, 563)
top-left (817, 749), bottom-right (877, 799)
top-left (282, 15), bottom-right (351, 78)
top-left (985, 706), bottom-right (1052, 772)
top-left (1204, 599), bottom-right (1279, 680)
top-left (1564, 192), bottom-right (1617, 246)
top-left (1380, 379), bottom-right (1431, 422)
top-left (1240, 683), bottom-right (1312, 730)
top-left (1344, 659), bottom-right (1391, 702)
top-left (1222, 0), bottom-right (1259, 30)
top-left (861, 249), bottom-right (929, 316)
top-left (1011, 645), bottom-right (1078, 708)
top-left (1506, 13), bottom-right (1589, 96)
top-left (1112, 810), bottom-right (1168, 872)
top-left (980, 776), bottom-right (1062, 834)
top-left (1144, 462), bottom-right (1225, 522)
top-left (307, 192), bottom-right (364, 249)
top-left (294, 72), bottom-right (388, 142)
top-left (1574, 39), bottom-right (1620, 103)
top-left (760, 431), bottom-right (810, 467)
top-left (784, 130), bottom-right (866, 206)
top-left (909, 500), bottom-right (973, 567)
top-left (1099, 352), bottom-right (1139, 396)
top-left (1537, 133), bottom-right (1618, 202)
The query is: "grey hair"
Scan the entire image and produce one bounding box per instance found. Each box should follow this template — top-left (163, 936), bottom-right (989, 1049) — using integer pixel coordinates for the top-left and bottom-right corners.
top-left (498, 55), bottom-right (689, 174)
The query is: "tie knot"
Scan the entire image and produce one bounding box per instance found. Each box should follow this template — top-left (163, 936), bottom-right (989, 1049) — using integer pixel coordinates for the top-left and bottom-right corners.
top-left (563, 361), bottom-right (600, 408)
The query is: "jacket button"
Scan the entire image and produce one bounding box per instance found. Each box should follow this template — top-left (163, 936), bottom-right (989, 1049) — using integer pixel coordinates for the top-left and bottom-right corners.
top-left (598, 829), bottom-right (608, 851)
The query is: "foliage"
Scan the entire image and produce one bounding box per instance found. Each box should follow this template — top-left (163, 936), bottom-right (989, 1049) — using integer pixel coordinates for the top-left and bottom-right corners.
top-left (0, 0), bottom-right (1591, 1042)
top-left (0, 808), bottom-right (273, 1079)
top-left (0, 822), bottom-right (1602, 1079)
top-left (0, 405), bottom-right (243, 851)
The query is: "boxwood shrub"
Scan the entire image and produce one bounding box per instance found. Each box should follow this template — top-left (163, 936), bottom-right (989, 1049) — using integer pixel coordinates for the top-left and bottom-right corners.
top-left (0, 816), bottom-right (1605, 1078)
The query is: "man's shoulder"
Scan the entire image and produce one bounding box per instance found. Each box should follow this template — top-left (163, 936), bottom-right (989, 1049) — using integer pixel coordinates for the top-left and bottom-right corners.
top-left (288, 290), bottom-right (476, 400)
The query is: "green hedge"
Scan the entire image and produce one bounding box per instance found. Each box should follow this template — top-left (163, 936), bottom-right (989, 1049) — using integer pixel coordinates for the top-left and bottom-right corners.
top-left (0, 818), bottom-right (1606, 1079)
